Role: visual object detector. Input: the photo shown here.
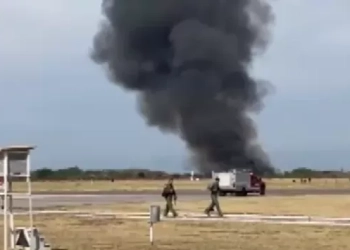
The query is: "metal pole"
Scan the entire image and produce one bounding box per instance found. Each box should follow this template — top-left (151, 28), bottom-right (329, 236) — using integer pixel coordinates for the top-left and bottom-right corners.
top-left (3, 152), bottom-right (8, 250)
top-left (149, 222), bottom-right (153, 245)
top-left (27, 153), bottom-right (34, 244)
top-left (9, 179), bottom-right (14, 249)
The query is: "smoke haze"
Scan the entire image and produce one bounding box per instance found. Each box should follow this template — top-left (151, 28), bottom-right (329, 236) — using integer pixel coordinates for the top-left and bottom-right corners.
top-left (91, 0), bottom-right (275, 174)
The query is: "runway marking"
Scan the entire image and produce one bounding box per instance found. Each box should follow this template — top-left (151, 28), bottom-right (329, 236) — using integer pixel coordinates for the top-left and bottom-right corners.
top-left (15, 194), bottom-right (145, 199)
top-left (12, 210), bottom-right (350, 227)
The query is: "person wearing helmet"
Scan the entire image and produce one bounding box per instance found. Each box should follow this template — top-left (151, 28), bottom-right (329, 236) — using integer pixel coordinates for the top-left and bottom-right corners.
top-left (204, 177), bottom-right (223, 217)
top-left (161, 177), bottom-right (178, 217)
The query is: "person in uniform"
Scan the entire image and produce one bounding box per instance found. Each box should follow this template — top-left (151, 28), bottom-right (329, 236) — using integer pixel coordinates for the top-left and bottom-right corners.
top-left (204, 177), bottom-right (223, 217)
top-left (0, 177), bottom-right (4, 209)
top-left (162, 177), bottom-right (178, 217)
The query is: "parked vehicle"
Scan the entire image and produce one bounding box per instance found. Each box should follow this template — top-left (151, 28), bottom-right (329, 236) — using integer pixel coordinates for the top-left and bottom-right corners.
top-left (211, 169), bottom-right (266, 196)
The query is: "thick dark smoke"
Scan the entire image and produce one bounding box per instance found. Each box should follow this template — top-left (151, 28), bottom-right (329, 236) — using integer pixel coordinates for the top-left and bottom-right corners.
top-left (91, 0), bottom-right (275, 175)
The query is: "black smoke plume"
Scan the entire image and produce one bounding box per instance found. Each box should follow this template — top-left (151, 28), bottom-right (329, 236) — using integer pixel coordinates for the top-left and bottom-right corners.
top-left (91, 0), bottom-right (275, 175)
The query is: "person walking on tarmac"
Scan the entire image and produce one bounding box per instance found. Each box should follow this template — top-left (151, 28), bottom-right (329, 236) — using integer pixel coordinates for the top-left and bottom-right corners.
top-left (204, 177), bottom-right (223, 217)
top-left (162, 177), bottom-right (178, 217)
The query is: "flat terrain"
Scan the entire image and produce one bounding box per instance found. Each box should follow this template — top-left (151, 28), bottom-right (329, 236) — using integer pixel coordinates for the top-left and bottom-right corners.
top-left (2, 215), bottom-right (350, 250)
top-left (58, 195), bottom-right (350, 218)
top-left (11, 195), bottom-right (350, 218)
top-left (12, 178), bottom-right (350, 193)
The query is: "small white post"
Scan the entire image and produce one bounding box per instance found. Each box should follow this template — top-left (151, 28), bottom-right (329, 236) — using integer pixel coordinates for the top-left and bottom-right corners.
top-left (149, 222), bottom-right (154, 245)
top-left (149, 205), bottom-right (160, 246)
top-left (190, 171), bottom-right (194, 181)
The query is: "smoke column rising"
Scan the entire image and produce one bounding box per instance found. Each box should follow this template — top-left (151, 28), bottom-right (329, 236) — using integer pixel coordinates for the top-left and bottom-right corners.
top-left (91, 0), bottom-right (275, 174)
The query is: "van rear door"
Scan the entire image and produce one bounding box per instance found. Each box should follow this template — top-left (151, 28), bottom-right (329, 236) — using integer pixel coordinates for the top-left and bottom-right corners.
top-left (218, 173), bottom-right (232, 189)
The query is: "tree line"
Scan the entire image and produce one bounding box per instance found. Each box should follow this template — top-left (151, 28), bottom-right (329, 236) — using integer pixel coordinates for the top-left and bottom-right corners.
top-left (29, 166), bottom-right (350, 181)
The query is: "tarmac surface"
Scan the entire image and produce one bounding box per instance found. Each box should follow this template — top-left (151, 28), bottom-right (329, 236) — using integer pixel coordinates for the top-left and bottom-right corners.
top-left (7, 188), bottom-right (350, 210)
top-left (32, 188), bottom-right (350, 196)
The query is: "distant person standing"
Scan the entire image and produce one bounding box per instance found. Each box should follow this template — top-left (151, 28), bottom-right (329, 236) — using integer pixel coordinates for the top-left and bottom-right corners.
top-left (204, 177), bottom-right (223, 217)
top-left (0, 177), bottom-right (3, 209)
top-left (161, 177), bottom-right (178, 217)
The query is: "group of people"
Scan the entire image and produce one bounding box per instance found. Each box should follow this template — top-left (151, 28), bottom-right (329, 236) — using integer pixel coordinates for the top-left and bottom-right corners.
top-left (161, 177), bottom-right (223, 218)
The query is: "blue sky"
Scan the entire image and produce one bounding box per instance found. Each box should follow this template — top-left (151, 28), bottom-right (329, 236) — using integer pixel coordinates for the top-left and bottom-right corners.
top-left (0, 1), bottom-right (350, 171)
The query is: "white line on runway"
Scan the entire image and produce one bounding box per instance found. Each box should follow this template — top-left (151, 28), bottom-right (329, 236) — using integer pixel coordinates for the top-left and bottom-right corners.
top-left (13, 210), bottom-right (350, 227)
top-left (15, 194), bottom-right (144, 199)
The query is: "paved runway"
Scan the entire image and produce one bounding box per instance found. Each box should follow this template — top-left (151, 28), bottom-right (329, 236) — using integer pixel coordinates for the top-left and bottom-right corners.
top-left (32, 188), bottom-right (350, 196)
top-left (7, 188), bottom-right (350, 210)
top-left (12, 194), bottom-right (202, 210)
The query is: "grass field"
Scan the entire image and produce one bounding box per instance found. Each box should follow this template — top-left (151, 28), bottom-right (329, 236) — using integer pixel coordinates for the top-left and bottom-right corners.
top-left (1, 214), bottom-right (350, 250)
top-left (59, 195), bottom-right (350, 218)
top-left (12, 178), bottom-right (350, 192)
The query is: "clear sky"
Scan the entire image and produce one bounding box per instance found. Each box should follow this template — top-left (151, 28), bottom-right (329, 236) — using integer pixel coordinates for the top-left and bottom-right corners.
top-left (0, 1), bottom-right (349, 171)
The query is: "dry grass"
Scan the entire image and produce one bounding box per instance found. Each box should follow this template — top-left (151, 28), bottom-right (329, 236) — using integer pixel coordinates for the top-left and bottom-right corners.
top-left (1, 214), bottom-right (350, 250)
top-left (63, 195), bottom-right (350, 218)
top-left (12, 178), bottom-right (350, 193)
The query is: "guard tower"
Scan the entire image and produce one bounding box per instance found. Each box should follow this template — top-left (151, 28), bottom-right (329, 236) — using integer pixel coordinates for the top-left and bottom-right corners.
top-left (0, 145), bottom-right (51, 250)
